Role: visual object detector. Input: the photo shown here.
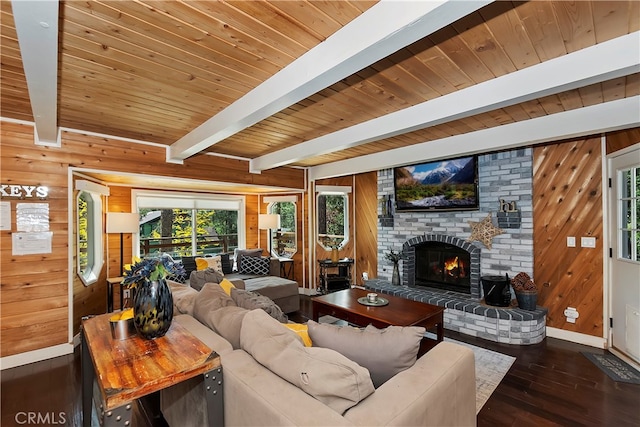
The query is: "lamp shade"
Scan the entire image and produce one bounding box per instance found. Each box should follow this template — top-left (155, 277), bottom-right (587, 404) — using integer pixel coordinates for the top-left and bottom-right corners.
top-left (106, 213), bottom-right (139, 234)
top-left (258, 213), bottom-right (280, 230)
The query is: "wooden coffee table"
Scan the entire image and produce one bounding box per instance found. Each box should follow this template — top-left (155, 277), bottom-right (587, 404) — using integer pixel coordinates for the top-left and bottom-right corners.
top-left (82, 313), bottom-right (223, 427)
top-left (312, 288), bottom-right (445, 342)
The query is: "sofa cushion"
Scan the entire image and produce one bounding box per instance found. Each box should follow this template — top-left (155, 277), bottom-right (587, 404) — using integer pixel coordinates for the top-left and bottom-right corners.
top-left (192, 283), bottom-right (235, 321)
top-left (307, 321), bottom-right (425, 388)
top-left (239, 255), bottom-right (271, 276)
top-left (189, 268), bottom-right (224, 291)
top-left (230, 288), bottom-right (287, 323)
top-left (284, 323), bottom-right (312, 347)
top-left (240, 309), bottom-right (374, 414)
top-left (168, 281), bottom-right (199, 316)
top-left (204, 305), bottom-right (248, 350)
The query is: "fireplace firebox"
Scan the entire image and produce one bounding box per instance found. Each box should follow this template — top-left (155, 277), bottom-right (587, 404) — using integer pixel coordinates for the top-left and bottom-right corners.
top-left (415, 242), bottom-right (471, 293)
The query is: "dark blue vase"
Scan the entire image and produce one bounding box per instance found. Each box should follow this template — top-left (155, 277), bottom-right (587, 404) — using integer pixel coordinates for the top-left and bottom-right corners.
top-left (133, 278), bottom-right (173, 339)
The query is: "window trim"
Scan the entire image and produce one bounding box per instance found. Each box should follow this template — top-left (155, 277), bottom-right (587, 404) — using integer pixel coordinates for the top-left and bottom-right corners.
top-left (75, 184), bottom-right (106, 287)
top-left (266, 198), bottom-right (298, 258)
top-left (316, 186), bottom-right (350, 250)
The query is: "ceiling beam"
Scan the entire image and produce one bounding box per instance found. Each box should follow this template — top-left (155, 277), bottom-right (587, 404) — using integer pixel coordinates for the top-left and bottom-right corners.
top-left (308, 96), bottom-right (640, 181)
top-left (11, 0), bottom-right (60, 146)
top-left (252, 32), bottom-right (640, 173)
top-left (168, 0), bottom-right (492, 162)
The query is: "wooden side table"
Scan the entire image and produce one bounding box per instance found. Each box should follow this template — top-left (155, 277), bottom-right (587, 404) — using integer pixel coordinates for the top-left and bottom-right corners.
top-left (82, 313), bottom-right (223, 426)
top-left (279, 257), bottom-right (294, 280)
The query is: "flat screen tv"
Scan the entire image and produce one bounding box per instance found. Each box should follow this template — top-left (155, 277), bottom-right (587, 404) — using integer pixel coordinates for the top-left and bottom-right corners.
top-left (394, 155), bottom-right (479, 212)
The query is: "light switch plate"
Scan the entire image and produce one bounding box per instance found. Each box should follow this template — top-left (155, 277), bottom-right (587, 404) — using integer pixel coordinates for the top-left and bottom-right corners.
top-left (567, 236), bottom-right (576, 247)
top-left (581, 237), bottom-right (596, 248)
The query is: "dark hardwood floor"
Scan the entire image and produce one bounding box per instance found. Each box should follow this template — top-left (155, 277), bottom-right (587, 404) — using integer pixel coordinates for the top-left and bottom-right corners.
top-left (2, 295), bottom-right (638, 426)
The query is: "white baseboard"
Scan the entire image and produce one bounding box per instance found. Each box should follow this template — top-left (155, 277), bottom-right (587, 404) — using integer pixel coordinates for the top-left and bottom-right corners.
top-left (0, 343), bottom-right (74, 370)
top-left (546, 327), bottom-right (607, 348)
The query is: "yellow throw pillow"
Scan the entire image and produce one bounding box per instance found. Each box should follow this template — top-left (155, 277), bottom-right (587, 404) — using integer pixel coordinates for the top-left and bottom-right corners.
top-left (284, 323), bottom-right (312, 347)
top-left (195, 258), bottom-right (209, 271)
top-left (219, 278), bottom-right (236, 296)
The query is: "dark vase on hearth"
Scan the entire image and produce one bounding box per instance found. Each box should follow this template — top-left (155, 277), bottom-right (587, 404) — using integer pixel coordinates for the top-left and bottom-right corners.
top-left (392, 262), bottom-right (401, 286)
top-left (133, 278), bottom-right (174, 339)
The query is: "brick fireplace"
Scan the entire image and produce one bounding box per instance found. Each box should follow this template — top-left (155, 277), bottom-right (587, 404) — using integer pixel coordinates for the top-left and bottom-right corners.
top-left (373, 148), bottom-right (546, 345)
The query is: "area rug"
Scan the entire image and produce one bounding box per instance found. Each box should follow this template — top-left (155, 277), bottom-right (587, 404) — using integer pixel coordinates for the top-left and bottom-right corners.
top-left (444, 337), bottom-right (515, 413)
top-left (317, 316), bottom-right (515, 413)
top-left (582, 352), bottom-right (640, 384)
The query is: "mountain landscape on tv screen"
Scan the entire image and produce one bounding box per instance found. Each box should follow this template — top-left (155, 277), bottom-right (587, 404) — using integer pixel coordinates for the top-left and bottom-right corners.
top-left (395, 157), bottom-right (477, 210)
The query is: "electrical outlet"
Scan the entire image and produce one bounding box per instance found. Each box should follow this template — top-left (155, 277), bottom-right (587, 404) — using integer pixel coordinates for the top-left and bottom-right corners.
top-left (362, 272), bottom-right (369, 281)
top-left (564, 307), bottom-right (579, 323)
top-left (581, 237), bottom-right (596, 248)
top-left (123, 289), bottom-right (130, 299)
top-left (567, 236), bottom-right (576, 247)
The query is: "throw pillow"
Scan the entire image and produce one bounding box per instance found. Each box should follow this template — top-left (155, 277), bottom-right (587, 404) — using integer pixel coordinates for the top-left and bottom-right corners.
top-left (195, 255), bottom-right (223, 273)
top-left (192, 282), bottom-right (236, 323)
top-left (283, 323), bottom-right (312, 347)
top-left (234, 248), bottom-right (263, 271)
top-left (240, 309), bottom-right (374, 414)
top-left (218, 278), bottom-right (236, 295)
top-left (230, 287), bottom-right (288, 323)
top-left (189, 268), bottom-right (224, 291)
top-left (220, 253), bottom-right (233, 274)
top-left (307, 320), bottom-right (425, 388)
top-left (239, 256), bottom-right (270, 276)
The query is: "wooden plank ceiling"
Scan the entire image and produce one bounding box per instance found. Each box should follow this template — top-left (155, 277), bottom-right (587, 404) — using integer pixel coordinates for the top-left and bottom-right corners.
top-left (1, 1), bottom-right (639, 180)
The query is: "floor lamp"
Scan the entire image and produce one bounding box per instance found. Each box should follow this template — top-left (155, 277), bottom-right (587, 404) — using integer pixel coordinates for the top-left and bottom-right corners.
top-left (258, 213), bottom-right (280, 257)
top-left (106, 212), bottom-right (139, 277)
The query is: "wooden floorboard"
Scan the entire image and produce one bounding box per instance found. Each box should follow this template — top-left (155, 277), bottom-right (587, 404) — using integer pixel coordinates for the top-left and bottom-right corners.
top-left (1, 295), bottom-right (638, 426)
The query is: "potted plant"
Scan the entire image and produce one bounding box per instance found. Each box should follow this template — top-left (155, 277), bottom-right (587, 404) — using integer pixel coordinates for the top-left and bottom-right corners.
top-left (385, 248), bottom-right (406, 286)
top-left (510, 272), bottom-right (537, 311)
top-left (123, 254), bottom-right (185, 339)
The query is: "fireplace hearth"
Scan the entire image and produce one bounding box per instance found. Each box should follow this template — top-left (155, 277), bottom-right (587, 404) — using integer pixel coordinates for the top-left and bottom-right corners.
top-left (403, 234), bottom-right (481, 299)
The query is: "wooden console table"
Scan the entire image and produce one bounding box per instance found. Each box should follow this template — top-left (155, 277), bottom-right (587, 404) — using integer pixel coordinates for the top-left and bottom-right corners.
top-left (82, 313), bottom-right (223, 426)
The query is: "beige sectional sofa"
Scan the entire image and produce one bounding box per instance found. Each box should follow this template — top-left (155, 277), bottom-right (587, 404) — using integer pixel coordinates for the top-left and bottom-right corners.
top-left (163, 281), bottom-right (477, 427)
top-left (185, 249), bottom-right (300, 313)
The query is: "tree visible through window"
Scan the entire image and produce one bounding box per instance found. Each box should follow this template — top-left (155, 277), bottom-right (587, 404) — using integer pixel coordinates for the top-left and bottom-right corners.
top-left (269, 201), bottom-right (297, 257)
top-left (317, 193), bottom-right (347, 249)
top-left (139, 208), bottom-right (238, 258)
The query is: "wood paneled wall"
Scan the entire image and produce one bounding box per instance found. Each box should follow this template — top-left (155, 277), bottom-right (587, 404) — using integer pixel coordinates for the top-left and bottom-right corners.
top-left (533, 137), bottom-right (603, 336)
top-left (1, 124), bottom-right (69, 357)
top-left (354, 172), bottom-right (378, 286)
top-left (606, 127), bottom-right (640, 154)
top-left (0, 121), bottom-right (304, 358)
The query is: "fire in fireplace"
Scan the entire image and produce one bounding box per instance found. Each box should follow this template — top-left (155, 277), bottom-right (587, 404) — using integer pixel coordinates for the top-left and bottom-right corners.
top-left (414, 242), bottom-right (471, 293)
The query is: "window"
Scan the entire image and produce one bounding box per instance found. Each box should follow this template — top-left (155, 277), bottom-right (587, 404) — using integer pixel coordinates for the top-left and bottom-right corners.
top-left (316, 186), bottom-right (350, 250)
top-left (76, 180), bottom-right (107, 286)
top-left (619, 166), bottom-right (640, 261)
top-left (134, 191), bottom-right (245, 259)
top-left (267, 199), bottom-right (297, 258)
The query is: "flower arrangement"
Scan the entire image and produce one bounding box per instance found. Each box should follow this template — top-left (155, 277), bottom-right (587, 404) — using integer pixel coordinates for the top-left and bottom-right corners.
top-left (384, 248), bottom-right (406, 265)
top-left (123, 254), bottom-right (185, 288)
